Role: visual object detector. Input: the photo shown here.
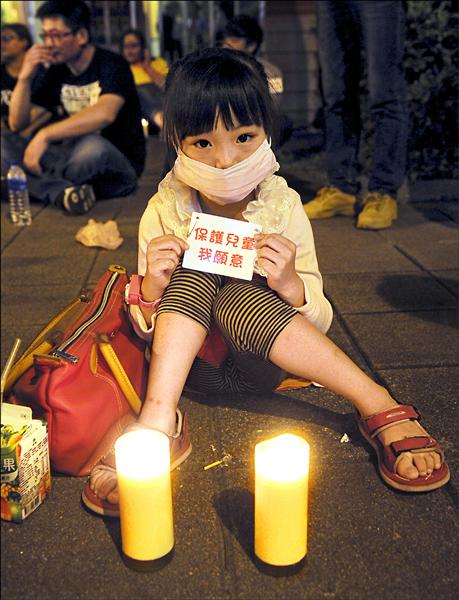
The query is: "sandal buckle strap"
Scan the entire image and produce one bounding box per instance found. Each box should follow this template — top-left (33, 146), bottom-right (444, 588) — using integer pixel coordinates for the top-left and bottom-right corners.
top-left (390, 436), bottom-right (437, 456)
top-left (364, 405), bottom-right (419, 435)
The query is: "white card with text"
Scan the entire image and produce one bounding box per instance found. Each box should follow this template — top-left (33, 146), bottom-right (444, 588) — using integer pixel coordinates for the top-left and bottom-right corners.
top-left (182, 212), bottom-right (261, 280)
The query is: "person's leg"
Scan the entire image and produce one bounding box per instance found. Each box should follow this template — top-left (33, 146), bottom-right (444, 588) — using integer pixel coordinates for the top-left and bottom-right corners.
top-left (357, 0), bottom-right (408, 197)
top-left (138, 312), bottom-right (207, 433)
top-left (136, 84), bottom-right (164, 125)
top-left (269, 314), bottom-right (442, 480)
top-left (316, 0), bottom-right (362, 195)
top-left (139, 266), bottom-right (229, 432)
top-left (2, 132), bottom-right (134, 208)
top-left (185, 277), bottom-right (295, 395)
top-left (148, 276), bottom-right (443, 483)
top-left (89, 266), bottom-right (223, 505)
top-left (1, 131), bottom-right (26, 177)
top-left (1, 131), bottom-right (73, 205)
top-left (63, 134), bottom-right (138, 199)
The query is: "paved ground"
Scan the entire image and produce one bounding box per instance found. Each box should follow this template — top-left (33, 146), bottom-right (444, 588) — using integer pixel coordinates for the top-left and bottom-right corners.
top-left (1, 134), bottom-right (458, 600)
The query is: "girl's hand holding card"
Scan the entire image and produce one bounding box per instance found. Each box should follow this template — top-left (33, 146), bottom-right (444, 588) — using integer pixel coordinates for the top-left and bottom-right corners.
top-left (143, 234), bottom-right (189, 301)
top-left (255, 233), bottom-right (305, 307)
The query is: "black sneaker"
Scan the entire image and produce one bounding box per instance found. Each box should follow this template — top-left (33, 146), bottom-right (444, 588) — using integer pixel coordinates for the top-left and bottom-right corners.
top-left (59, 184), bottom-right (96, 215)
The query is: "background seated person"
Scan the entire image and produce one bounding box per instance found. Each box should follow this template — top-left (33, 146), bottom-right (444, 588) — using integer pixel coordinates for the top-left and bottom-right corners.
top-left (3, 0), bottom-right (145, 215)
top-left (218, 15), bottom-right (292, 147)
top-left (121, 29), bottom-right (168, 132)
top-left (1, 23), bottom-right (51, 139)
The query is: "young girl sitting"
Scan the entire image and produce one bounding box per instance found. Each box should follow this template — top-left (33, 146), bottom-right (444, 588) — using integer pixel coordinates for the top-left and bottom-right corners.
top-left (82, 48), bottom-right (449, 517)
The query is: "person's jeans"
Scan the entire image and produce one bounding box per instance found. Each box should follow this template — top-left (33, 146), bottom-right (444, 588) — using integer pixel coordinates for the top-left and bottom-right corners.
top-left (136, 84), bottom-right (164, 122)
top-left (316, 0), bottom-right (408, 197)
top-left (1, 132), bottom-right (138, 205)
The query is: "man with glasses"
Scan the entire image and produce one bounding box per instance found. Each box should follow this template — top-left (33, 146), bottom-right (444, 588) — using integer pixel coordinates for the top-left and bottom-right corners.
top-left (4, 0), bottom-right (145, 214)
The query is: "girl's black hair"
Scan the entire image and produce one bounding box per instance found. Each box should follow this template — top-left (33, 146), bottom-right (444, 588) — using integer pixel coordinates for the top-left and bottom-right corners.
top-left (1, 23), bottom-right (33, 50)
top-left (163, 47), bottom-right (278, 162)
top-left (120, 28), bottom-right (146, 53)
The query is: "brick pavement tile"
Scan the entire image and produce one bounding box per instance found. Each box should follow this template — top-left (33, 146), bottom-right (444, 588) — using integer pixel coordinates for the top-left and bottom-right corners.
top-left (377, 220), bottom-right (459, 270)
top-left (314, 236), bottom-right (420, 274)
top-left (344, 310), bottom-right (459, 369)
top-left (376, 366), bottom-right (459, 449)
top-left (1, 253), bottom-right (93, 286)
top-left (1, 283), bottom-right (81, 328)
top-left (432, 269), bottom-right (459, 296)
top-left (215, 461), bottom-right (457, 600)
top-left (1, 472), bottom-right (227, 600)
top-left (87, 250), bottom-right (138, 286)
top-left (323, 271), bottom-right (457, 314)
top-left (211, 390), bottom-right (363, 469)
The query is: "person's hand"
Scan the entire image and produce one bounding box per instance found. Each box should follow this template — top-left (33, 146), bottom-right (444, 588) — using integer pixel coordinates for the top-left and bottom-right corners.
top-left (140, 50), bottom-right (165, 89)
top-left (141, 49), bottom-right (152, 72)
top-left (19, 44), bottom-right (53, 81)
top-left (22, 129), bottom-right (49, 175)
top-left (141, 235), bottom-right (189, 301)
top-left (255, 233), bottom-right (305, 306)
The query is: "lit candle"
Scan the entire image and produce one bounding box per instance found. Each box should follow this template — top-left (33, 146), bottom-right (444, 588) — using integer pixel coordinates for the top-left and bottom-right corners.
top-left (254, 433), bottom-right (310, 566)
top-left (115, 429), bottom-right (174, 563)
top-left (141, 118), bottom-right (149, 139)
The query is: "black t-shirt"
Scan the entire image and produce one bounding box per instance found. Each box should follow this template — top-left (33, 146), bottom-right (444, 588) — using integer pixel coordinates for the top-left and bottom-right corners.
top-left (1, 63), bottom-right (18, 118)
top-left (31, 46), bottom-right (145, 175)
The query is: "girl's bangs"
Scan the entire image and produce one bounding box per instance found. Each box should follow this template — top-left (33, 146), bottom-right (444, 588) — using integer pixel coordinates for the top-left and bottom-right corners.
top-left (171, 77), bottom-right (267, 143)
top-left (164, 48), bottom-right (275, 151)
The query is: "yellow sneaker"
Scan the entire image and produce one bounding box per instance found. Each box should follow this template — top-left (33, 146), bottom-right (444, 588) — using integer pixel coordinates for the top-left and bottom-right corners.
top-left (357, 192), bottom-right (398, 229)
top-left (304, 186), bottom-right (357, 219)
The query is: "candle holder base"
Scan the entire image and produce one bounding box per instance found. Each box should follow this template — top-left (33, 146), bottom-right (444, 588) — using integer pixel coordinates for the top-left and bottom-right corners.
top-left (122, 547), bottom-right (175, 572)
top-left (254, 555), bottom-right (306, 577)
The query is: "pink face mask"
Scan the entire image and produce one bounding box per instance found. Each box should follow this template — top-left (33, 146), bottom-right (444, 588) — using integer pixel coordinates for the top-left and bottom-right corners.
top-left (173, 139), bottom-right (279, 205)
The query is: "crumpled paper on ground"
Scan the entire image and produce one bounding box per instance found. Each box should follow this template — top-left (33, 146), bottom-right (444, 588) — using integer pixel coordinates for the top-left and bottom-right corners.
top-left (75, 219), bottom-right (123, 250)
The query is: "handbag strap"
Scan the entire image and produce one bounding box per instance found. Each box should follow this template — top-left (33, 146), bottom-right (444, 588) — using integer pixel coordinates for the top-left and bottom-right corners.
top-left (97, 340), bottom-right (142, 415)
top-left (4, 297), bottom-right (84, 395)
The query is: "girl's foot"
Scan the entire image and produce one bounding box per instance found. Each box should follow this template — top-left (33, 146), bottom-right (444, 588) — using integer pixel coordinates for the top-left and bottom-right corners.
top-left (357, 402), bottom-right (449, 492)
top-left (377, 416), bottom-right (441, 479)
top-left (82, 410), bottom-right (192, 517)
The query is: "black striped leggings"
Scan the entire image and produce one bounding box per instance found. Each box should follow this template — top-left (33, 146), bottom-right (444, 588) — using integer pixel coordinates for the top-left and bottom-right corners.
top-left (155, 265), bottom-right (298, 393)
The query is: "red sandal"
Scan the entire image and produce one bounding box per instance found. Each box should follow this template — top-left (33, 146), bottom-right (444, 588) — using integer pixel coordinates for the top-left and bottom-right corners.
top-left (357, 404), bottom-right (450, 492)
top-left (81, 409), bottom-right (192, 517)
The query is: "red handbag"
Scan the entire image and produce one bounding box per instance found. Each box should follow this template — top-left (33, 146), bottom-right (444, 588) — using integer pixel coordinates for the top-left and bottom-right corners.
top-left (4, 266), bottom-right (312, 477)
top-left (5, 265), bottom-right (148, 477)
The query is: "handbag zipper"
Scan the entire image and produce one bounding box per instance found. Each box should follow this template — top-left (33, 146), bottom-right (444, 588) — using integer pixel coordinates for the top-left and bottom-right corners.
top-left (52, 271), bottom-right (121, 363)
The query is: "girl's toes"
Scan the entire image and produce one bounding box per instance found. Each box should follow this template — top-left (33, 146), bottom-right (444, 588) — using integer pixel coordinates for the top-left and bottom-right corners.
top-left (433, 452), bottom-right (442, 470)
top-left (90, 469), bottom-right (117, 499)
top-left (397, 453), bottom-right (419, 479)
top-left (424, 454), bottom-right (435, 474)
top-left (107, 489), bottom-right (119, 505)
top-left (413, 455), bottom-right (428, 477)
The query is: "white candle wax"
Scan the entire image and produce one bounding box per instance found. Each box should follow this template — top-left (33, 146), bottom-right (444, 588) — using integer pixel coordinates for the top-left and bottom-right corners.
top-left (115, 429), bottom-right (174, 562)
top-left (255, 433), bottom-right (310, 566)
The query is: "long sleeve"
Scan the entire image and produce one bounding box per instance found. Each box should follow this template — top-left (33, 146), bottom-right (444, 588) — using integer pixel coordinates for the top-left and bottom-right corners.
top-left (128, 193), bottom-right (165, 344)
top-left (283, 195), bottom-right (333, 333)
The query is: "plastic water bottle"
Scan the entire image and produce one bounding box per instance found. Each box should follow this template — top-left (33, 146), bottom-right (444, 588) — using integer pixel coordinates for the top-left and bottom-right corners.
top-left (7, 162), bottom-right (32, 226)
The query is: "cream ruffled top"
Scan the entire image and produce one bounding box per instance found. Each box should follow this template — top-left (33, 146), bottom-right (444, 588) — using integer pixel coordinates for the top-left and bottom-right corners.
top-left (130, 171), bottom-right (333, 340)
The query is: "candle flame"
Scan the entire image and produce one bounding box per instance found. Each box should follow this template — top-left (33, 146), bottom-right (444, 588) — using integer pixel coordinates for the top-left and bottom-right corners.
top-left (115, 429), bottom-right (170, 480)
top-left (255, 433), bottom-right (309, 482)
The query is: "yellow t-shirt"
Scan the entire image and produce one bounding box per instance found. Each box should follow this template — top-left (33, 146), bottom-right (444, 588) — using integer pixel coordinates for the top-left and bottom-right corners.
top-left (130, 58), bottom-right (169, 86)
